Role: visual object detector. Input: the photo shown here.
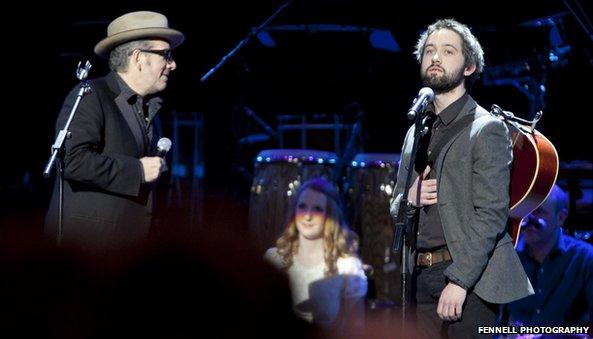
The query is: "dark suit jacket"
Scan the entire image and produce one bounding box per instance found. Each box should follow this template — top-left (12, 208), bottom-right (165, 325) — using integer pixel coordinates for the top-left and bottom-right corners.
top-left (391, 96), bottom-right (534, 304)
top-left (46, 72), bottom-right (160, 251)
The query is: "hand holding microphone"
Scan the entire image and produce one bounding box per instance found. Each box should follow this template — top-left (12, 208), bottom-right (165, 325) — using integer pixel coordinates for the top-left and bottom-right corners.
top-left (155, 137), bottom-right (172, 158)
top-left (140, 137), bottom-right (172, 183)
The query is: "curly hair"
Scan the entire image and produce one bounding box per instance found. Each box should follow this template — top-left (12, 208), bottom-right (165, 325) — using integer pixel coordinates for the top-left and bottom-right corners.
top-left (276, 177), bottom-right (359, 276)
top-left (414, 18), bottom-right (485, 87)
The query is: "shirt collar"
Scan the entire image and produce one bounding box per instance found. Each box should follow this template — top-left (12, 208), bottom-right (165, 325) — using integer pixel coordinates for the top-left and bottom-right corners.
top-left (114, 72), bottom-right (140, 105)
top-left (114, 72), bottom-right (162, 109)
top-left (438, 92), bottom-right (469, 126)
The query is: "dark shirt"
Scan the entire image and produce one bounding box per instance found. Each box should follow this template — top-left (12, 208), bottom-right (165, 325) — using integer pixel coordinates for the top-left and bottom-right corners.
top-left (416, 93), bottom-right (469, 250)
top-left (114, 73), bottom-right (162, 151)
top-left (506, 231), bottom-right (593, 325)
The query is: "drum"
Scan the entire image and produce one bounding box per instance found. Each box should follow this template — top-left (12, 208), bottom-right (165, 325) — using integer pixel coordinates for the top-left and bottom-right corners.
top-left (249, 149), bottom-right (338, 251)
top-left (346, 153), bottom-right (402, 302)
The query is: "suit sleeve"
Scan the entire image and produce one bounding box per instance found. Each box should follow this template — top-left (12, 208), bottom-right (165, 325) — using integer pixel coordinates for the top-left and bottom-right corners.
top-left (390, 126), bottom-right (415, 218)
top-left (444, 118), bottom-right (513, 289)
top-left (59, 84), bottom-right (144, 197)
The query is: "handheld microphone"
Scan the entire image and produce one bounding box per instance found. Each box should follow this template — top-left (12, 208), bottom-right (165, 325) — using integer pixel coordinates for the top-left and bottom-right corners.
top-left (155, 137), bottom-right (172, 158)
top-left (407, 87), bottom-right (435, 120)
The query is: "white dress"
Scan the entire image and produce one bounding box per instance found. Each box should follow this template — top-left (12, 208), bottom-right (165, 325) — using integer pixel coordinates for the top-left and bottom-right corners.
top-left (264, 247), bottom-right (367, 326)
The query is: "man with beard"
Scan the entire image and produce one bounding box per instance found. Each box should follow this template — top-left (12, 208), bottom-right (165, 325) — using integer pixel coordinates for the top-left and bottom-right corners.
top-left (390, 19), bottom-right (533, 338)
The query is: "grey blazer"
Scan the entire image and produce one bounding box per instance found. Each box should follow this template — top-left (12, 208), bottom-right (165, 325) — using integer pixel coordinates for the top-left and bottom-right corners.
top-left (390, 96), bottom-right (533, 304)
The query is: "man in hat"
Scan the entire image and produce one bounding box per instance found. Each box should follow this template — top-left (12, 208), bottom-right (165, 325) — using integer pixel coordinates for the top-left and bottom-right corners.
top-left (45, 11), bottom-right (185, 253)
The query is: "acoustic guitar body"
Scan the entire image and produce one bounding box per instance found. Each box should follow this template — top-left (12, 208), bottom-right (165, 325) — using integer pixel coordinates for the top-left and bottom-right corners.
top-left (508, 126), bottom-right (559, 247)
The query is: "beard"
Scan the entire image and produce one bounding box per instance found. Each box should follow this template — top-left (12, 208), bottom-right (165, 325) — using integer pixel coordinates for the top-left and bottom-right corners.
top-left (421, 65), bottom-right (465, 94)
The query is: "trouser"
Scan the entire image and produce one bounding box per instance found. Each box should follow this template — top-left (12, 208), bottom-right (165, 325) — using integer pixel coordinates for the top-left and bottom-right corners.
top-left (413, 260), bottom-right (498, 339)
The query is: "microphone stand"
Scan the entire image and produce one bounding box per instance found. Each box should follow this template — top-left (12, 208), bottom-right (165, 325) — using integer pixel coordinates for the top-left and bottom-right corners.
top-left (200, 0), bottom-right (295, 83)
top-left (244, 106), bottom-right (277, 140)
top-left (391, 106), bottom-right (432, 329)
top-left (43, 61), bottom-right (92, 245)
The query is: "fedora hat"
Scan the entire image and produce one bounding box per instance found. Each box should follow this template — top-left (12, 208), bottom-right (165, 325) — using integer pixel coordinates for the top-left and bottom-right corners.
top-left (94, 11), bottom-right (185, 58)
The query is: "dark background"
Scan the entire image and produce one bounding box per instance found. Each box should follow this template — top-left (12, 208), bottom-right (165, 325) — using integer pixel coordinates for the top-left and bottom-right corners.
top-left (3, 0), bottom-right (592, 233)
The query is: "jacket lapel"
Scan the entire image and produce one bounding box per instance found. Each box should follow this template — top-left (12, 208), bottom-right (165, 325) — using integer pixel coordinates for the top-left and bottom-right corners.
top-left (433, 97), bottom-right (478, 176)
top-left (105, 73), bottom-right (146, 155)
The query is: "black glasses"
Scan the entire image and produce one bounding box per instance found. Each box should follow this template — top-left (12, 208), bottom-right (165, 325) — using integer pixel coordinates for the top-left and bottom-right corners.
top-left (139, 49), bottom-right (174, 63)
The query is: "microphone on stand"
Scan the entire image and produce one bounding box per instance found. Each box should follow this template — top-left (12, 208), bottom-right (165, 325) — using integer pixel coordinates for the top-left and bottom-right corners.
top-left (407, 87), bottom-right (435, 120)
top-left (155, 137), bottom-right (172, 158)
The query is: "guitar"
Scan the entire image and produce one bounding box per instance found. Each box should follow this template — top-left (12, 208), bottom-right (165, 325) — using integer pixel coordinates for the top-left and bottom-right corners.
top-left (493, 106), bottom-right (560, 247)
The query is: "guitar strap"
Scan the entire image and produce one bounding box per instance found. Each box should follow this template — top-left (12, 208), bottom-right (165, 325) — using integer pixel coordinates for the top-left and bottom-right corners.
top-left (427, 113), bottom-right (475, 165)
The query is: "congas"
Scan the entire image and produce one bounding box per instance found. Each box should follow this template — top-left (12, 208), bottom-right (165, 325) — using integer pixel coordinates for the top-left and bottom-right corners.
top-left (346, 153), bottom-right (401, 302)
top-left (249, 149), bottom-right (338, 251)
